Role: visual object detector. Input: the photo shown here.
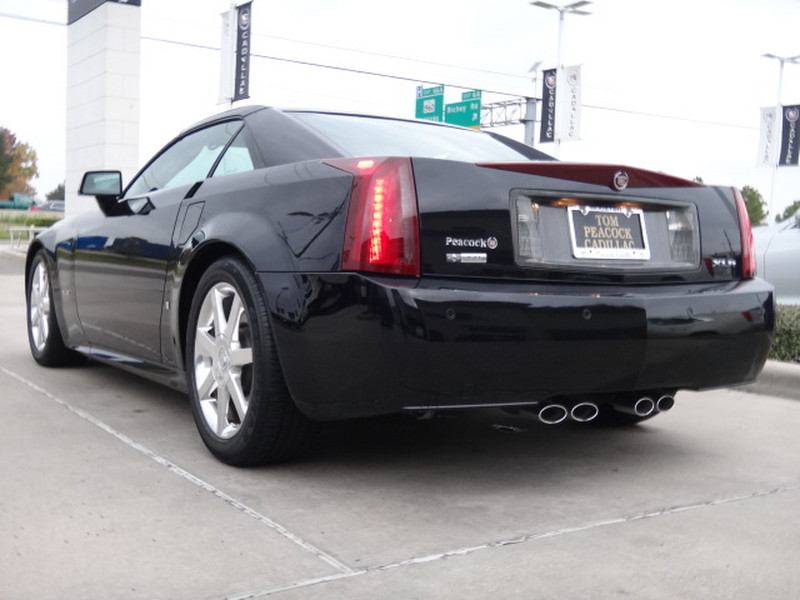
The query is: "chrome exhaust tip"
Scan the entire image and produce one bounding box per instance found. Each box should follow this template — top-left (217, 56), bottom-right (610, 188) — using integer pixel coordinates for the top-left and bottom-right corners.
top-left (656, 394), bottom-right (675, 413)
top-left (538, 404), bottom-right (569, 425)
top-left (614, 396), bottom-right (656, 418)
top-left (570, 402), bottom-right (600, 423)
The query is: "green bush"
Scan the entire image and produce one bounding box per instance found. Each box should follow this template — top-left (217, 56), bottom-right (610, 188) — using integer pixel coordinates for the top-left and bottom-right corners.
top-left (770, 305), bottom-right (800, 363)
top-left (24, 217), bottom-right (60, 228)
top-left (0, 211), bottom-right (62, 239)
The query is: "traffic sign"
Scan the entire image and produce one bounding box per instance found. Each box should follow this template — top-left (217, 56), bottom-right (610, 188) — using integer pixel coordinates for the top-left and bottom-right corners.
top-left (461, 90), bottom-right (481, 102)
top-left (415, 85), bottom-right (444, 122)
top-left (444, 99), bottom-right (481, 129)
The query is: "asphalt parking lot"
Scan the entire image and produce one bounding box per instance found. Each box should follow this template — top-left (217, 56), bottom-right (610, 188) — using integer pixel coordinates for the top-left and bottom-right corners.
top-left (1, 247), bottom-right (799, 600)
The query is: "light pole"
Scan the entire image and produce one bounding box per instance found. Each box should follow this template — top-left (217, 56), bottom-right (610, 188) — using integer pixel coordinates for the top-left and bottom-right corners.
top-left (762, 52), bottom-right (800, 221)
top-left (530, 1), bottom-right (591, 154)
top-left (524, 60), bottom-right (543, 146)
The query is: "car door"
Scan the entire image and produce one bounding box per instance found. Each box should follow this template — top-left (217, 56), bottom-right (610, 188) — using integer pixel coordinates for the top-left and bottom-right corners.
top-left (73, 120), bottom-right (245, 363)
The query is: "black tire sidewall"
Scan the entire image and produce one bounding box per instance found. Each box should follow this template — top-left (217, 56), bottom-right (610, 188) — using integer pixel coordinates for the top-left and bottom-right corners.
top-left (186, 257), bottom-right (274, 462)
top-left (26, 250), bottom-right (67, 366)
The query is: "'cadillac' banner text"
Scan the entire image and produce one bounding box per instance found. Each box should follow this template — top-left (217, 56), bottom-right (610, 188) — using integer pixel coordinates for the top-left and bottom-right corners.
top-left (757, 107), bottom-right (778, 167)
top-left (779, 105), bottom-right (800, 167)
top-left (539, 66), bottom-right (581, 144)
top-left (234, 2), bottom-right (252, 102)
top-left (558, 65), bottom-right (582, 143)
top-left (540, 69), bottom-right (557, 143)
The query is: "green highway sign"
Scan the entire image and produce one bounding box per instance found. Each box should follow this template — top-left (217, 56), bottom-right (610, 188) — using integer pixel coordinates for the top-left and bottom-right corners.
top-left (461, 90), bottom-right (481, 102)
top-left (444, 99), bottom-right (481, 129)
top-left (415, 85), bottom-right (444, 122)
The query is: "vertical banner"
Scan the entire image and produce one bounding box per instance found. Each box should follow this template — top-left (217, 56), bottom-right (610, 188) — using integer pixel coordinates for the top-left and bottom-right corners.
top-left (218, 8), bottom-right (235, 103)
top-left (757, 107), bottom-right (778, 167)
top-left (779, 105), bottom-right (800, 167)
top-left (558, 65), bottom-right (582, 142)
top-left (233, 2), bottom-right (252, 102)
top-left (540, 68), bottom-right (557, 143)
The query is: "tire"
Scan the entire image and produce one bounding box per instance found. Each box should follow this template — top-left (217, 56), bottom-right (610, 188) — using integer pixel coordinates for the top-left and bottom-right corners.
top-left (26, 250), bottom-right (85, 367)
top-left (186, 256), bottom-right (316, 466)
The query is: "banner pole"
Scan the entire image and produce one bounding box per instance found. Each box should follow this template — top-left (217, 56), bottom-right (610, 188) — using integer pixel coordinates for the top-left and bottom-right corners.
top-left (768, 59), bottom-right (785, 222)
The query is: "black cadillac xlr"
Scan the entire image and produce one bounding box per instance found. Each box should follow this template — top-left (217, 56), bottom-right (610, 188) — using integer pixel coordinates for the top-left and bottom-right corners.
top-left (25, 106), bottom-right (774, 465)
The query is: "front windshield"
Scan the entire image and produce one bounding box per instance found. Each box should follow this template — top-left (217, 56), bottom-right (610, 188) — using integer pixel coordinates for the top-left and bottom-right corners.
top-left (290, 112), bottom-right (543, 162)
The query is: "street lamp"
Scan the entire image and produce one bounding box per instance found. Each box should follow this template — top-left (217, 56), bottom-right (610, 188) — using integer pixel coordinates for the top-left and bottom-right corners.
top-left (530, 1), bottom-right (592, 154)
top-left (524, 60), bottom-right (544, 146)
top-left (762, 52), bottom-right (800, 220)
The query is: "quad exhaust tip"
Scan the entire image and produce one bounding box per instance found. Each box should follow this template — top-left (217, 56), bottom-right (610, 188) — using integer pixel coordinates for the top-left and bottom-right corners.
top-left (537, 402), bottom-right (600, 424)
top-left (614, 393), bottom-right (676, 417)
top-left (537, 393), bottom-right (674, 425)
top-left (614, 396), bottom-right (655, 417)
top-left (656, 394), bottom-right (675, 413)
top-left (538, 404), bottom-right (569, 425)
top-left (570, 402), bottom-right (600, 423)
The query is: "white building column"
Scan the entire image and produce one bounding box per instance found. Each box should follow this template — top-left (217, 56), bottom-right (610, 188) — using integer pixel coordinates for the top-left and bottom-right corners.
top-left (66, 0), bottom-right (141, 215)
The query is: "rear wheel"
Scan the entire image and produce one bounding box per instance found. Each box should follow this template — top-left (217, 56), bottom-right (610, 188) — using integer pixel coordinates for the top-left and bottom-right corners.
top-left (186, 257), bottom-right (316, 466)
top-left (26, 250), bottom-right (84, 367)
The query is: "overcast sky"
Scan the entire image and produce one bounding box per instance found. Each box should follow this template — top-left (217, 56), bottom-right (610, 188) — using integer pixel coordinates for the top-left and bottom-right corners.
top-left (2, 0), bottom-right (800, 219)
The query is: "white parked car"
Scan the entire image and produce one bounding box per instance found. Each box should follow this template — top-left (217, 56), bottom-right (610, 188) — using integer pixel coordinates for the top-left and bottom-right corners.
top-left (753, 213), bottom-right (800, 305)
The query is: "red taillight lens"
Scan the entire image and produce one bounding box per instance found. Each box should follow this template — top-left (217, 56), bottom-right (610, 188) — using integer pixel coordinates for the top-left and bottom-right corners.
top-left (325, 157), bottom-right (420, 276)
top-left (733, 187), bottom-right (756, 279)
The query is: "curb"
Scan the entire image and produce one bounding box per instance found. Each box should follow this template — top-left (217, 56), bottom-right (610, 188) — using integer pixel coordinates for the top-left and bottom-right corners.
top-left (741, 360), bottom-right (800, 401)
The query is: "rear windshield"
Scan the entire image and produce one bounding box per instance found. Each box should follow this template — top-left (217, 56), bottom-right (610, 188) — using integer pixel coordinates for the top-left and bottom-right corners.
top-left (289, 112), bottom-right (546, 162)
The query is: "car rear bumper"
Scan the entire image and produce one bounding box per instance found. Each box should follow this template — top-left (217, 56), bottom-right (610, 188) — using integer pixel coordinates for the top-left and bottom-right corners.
top-left (260, 273), bottom-right (774, 420)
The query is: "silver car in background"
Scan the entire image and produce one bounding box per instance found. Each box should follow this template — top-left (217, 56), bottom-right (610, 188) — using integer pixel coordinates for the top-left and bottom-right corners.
top-left (754, 213), bottom-right (800, 305)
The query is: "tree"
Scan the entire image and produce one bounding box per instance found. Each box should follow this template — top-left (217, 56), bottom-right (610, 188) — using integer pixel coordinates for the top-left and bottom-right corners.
top-left (775, 200), bottom-right (800, 223)
top-left (0, 132), bottom-right (14, 192)
top-left (46, 183), bottom-right (65, 201)
top-left (740, 186), bottom-right (767, 226)
top-left (0, 127), bottom-right (39, 199)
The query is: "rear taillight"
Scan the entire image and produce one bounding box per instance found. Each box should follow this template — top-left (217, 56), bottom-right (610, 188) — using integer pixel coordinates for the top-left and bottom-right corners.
top-left (665, 208), bottom-right (698, 265)
top-left (733, 187), bottom-right (756, 279)
top-left (325, 157), bottom-right (420, 276)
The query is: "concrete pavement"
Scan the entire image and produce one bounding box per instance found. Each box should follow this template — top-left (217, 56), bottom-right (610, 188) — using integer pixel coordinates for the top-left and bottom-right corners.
top-left (1, 243), bottom-right (799, 599)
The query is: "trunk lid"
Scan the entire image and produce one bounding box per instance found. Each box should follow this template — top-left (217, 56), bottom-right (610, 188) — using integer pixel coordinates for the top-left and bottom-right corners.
top-left (412, 158), bottom-right (747, 285)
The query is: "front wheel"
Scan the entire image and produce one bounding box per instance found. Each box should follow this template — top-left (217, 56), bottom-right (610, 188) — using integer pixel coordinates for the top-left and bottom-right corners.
top-left (26, 250), bottom-right (85, 367)
top-left (186, 257), bottom-right (316, 466)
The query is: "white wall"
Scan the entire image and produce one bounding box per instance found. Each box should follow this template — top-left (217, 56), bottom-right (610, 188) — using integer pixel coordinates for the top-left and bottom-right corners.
top-left (66, 2), bottom-right (140, 215)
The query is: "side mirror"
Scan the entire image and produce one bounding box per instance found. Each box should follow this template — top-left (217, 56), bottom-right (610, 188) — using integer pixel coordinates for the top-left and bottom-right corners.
top-left (80, 171), bottom-right (123, 216)
top-left (79, 171), bottom-right (123, 197)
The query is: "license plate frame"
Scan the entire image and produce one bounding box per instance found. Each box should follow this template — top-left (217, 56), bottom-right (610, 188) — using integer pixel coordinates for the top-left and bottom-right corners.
top-left (567, 205), bottom-right (650, 260)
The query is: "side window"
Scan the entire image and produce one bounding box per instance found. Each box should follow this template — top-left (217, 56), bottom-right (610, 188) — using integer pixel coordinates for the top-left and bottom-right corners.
top-left (125, 121), bottom-right (243, 198)
top-left (211, 131), bottom-right (255, 178)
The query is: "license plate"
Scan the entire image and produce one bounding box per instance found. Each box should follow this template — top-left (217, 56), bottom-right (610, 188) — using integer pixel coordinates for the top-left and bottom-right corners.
top-left (568, 206), bottom-right (650, 260)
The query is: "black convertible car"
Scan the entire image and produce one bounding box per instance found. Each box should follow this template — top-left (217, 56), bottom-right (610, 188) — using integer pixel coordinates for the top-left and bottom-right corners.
top-left (26, 106), bottom-right (773, 465)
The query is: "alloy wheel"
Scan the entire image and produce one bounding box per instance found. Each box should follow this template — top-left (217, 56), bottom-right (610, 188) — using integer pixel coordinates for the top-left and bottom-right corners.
top-left (192, 282), bottom-right (254, 439)
top-left (29, 260), bottom-right (51, 353)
